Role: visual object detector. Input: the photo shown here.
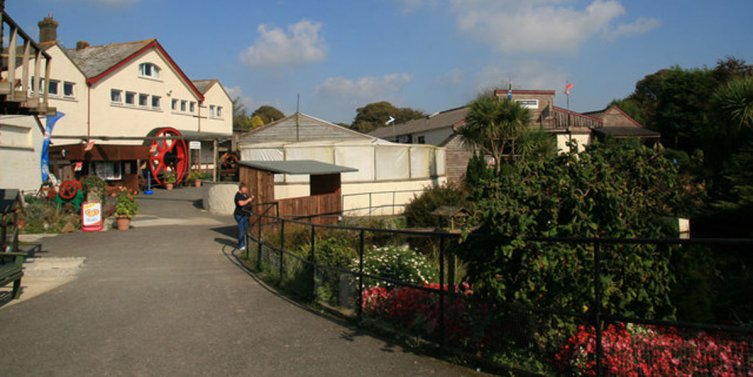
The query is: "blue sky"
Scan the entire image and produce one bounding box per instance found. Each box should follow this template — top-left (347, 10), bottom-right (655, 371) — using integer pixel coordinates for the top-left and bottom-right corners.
top-left (8, 0), bottom-right (753, 124)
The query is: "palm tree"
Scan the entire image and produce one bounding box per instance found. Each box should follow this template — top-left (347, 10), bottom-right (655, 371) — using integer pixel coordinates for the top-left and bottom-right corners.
top-left (713, 76), bottom-right (753, 130)
top-left (458, 97), bottom-right (531, 175)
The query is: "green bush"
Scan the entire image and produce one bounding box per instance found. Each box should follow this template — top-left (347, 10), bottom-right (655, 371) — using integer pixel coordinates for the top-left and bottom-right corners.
top-left (21, 200), bottom-right (80, 234)
top-left (358, 245), bottom-right (436, 288)
top-left (81, 175), bottom-right (106, 201)
top-left (403, 183), bottom-right (470, 228)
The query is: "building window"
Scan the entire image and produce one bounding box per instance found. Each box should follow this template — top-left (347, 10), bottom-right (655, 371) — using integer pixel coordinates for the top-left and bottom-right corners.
top-left (111, 89), bottom-right (123, 103)
top-left (209, 105), bottom-right (216, 117)
top-left (417, 136), bottom-right (426, 144)
top-left (171, 99), bottom-right (178, 111)
top-left (138, 63), bottom-right (160, 79)
top-left (189, 102), bottom-right (195, 113)
top-left (216, 106), bottom-right (223, 118)
top-left (48, 80), bottom-right (59, 96)
top-left (63, 82), bottom-right (75, 98)
top-left (152, 95), bottom-right (161, 109)
top-left (180, 100), bottom-right (187, 112)
top-left (515, 99), bottom-right (539, 109)
top-left (125, 91), bottom-right (136, 105)
top-left (139, 93), bottom-right (149, 107)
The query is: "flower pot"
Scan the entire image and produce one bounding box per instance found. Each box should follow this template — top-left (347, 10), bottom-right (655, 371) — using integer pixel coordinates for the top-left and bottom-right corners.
top-left (116, 216), bottom-right (131, 231)
top-left (166, 183), bottom-right (174, 190)
top-left (194, 180), bottom-right (202, 188)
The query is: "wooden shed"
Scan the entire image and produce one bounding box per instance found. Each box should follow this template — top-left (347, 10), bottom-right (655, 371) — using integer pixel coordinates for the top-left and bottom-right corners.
top-left (239, 160), bottom-right (357, 224)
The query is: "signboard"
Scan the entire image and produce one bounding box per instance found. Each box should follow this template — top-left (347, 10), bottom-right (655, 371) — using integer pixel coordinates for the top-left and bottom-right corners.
top-left (81, 201), bottom-right (103, 232)
top-left (189, 141), bottom-right (201, 150)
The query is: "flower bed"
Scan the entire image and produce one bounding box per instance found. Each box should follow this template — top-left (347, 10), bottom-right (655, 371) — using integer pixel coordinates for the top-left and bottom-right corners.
top-left (554, 323), bottom-right (753, 376)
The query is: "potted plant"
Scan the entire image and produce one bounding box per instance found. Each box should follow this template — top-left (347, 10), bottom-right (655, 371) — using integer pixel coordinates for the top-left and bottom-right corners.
top-left (164, 171), bottom-right (177, 190)
top-left (114, 190), bottom-right (138, 231)
top-left (188, 170), bottom-right (205, 188)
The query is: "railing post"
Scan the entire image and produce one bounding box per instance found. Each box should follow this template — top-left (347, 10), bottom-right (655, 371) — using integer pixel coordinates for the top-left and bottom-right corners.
top-left (593, 241), bottom-right (604, 377)
top-left (368, 193), bottom-right (372, 218)
top-left (310, 224), bottom-right (316, 300)
top-left (392, 191), bottom-right (396, 216)
top-left (357, 229), bottom-right (365, 322)
top-left (256, 214), bottom-right (263, 270)
top-left (438, 236), bottom-right (446, 348)
top-left (279, 219), bottom-right (285, 283)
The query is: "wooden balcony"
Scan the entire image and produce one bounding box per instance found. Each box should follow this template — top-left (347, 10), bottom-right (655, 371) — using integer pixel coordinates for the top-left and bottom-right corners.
top-left (1, 3), bottom-right (56, 116)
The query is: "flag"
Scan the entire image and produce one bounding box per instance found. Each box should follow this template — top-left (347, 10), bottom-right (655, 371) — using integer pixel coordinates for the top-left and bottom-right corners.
top-left (84, 140), bottom-right (95, 152)
top-left (565, 82), bottom-right (573, 96)
top-left (41, 111), bottom-right (65, 183)
top-left (507, 82), bottom-right (513, 100)
top-left (74, 162), bottom-right (83, 172)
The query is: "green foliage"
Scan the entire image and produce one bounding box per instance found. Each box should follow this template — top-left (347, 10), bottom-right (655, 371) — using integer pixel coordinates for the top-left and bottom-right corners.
top-left (457, 97), bottom-right (531, 174)
top-left (458, 142), bottom-right (685, 338)
top-left (358, 245), bottom-right (436, 288)
top-left (164, 171), bottom-right (177, 184)
top-left (713, 76), bottom-right (753, 131)
top-left (81, 175), bottom-right (105, 201)
top-left (21, 200), bottom-right (80, 234)
top-left (232, 97), bottom-right (254, 132)
top-left (403, 183), bottom-right (470, 228)
top-left (351, 101), bottom-right (425, 133)
top-left (251, 105), bottom-right (285, 125)
top-left (464, 152), bottom-right (494, 189)
top-left (187, 170), bottom-right (208, 182)
top-left (114, 191), bottom-right (138, 218)
top-left (305, 235), bottom-right (357, 269)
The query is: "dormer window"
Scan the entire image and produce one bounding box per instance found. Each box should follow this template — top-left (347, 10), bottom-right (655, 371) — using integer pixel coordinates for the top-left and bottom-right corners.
top-left (138, 63), bottom-right (160, 79)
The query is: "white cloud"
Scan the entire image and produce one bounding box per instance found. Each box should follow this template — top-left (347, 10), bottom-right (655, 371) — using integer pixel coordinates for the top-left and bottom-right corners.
top-left (226, 86), bottom-right (256, 112)
top-left (474, 62), bottom-right (567, 93)
top-left (606, 17), bottom-right (661, 39)
top-left (450, 0), bottom-right (659, 54)
top-left (316, 73), bottom-right (412, 103)
top-left (437, 68), bottom-right (465, 87)
top-left (240, 20), bottom-right (327, 68)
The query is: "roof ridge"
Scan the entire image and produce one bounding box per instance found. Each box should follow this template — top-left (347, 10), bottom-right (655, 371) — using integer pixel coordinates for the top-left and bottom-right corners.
top-left (67, 38), bottom-right (156, 50)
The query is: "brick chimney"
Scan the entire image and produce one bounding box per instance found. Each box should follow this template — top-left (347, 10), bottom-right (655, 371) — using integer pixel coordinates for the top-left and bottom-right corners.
top-left (38, 14), bottom-right (58, 43)
top-left (76, 41), bottom-right (90, 50)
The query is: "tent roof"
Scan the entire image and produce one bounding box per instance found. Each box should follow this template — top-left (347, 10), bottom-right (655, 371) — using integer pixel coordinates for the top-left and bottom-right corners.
top-left (239, 160), bottom-right (358, 175)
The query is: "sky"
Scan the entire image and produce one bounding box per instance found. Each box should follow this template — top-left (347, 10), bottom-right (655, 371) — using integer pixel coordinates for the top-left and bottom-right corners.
top-left (7, 0), bottom-right (753, 124)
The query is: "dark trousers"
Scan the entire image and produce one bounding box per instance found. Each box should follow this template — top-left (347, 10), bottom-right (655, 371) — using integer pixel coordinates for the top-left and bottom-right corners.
top-left (234, 214), bottom-right (248, 249)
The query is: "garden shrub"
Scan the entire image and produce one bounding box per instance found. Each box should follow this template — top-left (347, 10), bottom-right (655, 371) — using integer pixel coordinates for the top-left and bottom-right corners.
top-left (21, 200), bottom-right (80, 234)
top-left (403, 182), bottom-right (470, 229)
top-left (81, 175), bottom-right (106, 201)
top-left (357, 245), bottom-right (436, 288)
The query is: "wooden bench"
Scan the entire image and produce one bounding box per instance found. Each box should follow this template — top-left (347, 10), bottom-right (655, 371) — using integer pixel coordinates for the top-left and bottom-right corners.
top-left (0, 252), bottom-right (26, 300)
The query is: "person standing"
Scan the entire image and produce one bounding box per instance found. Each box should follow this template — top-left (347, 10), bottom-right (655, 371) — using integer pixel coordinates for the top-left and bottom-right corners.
top-left (234, 183), bottom-right (254, 250)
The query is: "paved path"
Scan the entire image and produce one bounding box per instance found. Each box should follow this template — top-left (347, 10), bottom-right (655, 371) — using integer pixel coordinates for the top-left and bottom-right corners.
top-left (0, 187), bottom-right (482, 377)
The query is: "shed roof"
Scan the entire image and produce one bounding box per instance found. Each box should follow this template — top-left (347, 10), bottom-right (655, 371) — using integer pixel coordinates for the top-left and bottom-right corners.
top-left (368, 106), bottom-right (468, 139)
top-left (239, 160), bottom-right (358, 175)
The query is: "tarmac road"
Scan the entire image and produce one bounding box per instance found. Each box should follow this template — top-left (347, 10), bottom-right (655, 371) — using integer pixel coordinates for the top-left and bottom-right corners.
top-left (0, 187), bottom-right (483, 377)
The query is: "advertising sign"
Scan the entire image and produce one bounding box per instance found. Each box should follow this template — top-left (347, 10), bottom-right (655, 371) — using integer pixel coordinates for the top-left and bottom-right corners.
top-left (81, 201), bottom-right (103, 232)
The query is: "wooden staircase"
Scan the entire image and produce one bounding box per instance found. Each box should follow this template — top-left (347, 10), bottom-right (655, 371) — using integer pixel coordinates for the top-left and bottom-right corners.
top-left (1, 1), bottom-right (56, 116)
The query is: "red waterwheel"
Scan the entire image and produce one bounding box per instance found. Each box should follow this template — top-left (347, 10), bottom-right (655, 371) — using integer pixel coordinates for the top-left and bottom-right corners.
top-left (146, 127), bottom-right (188, 187)
top-left (59, 180), bottom-right (82, 200)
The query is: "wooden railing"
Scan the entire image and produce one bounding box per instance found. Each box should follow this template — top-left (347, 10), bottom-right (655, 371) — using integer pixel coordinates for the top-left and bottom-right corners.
top-left (1, 1), bottom-right (55, 116)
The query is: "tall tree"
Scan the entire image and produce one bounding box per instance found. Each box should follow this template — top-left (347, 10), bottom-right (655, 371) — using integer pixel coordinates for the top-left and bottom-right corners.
top-left (232, 97), bottom-right (254, 131)
top-left (351, 101), bottom-right (425, 133)
top-left (457, 97), bottom-right (531, 175)
top-left (251, 105), bottom-right (285, 125)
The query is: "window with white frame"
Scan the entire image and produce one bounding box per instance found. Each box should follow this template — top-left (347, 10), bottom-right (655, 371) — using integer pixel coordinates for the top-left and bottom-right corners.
top-left (152, 95), bottom-right (161, 109)
top-left (63, 82), bottom-right (75, 98)
top-left (515, 99), bottom-right (539, 109)
top-left (209, 105), bottom-right (216, 117)
top-left (216, 106), bottom-right (223, 118)
top-left (171, 99), bottom-right (178, 111)
top-left (189, 102), bottom-right (195, 113)
top-left (125, 91), bottom-right (136, 105)
top-left (138, 63), bottom-right (160, 79)
top-left (139, 94), bottom-right (149, 107)
top-left (111, 89), bottom-right (123, 103)
top-left (48, 80), bottom-right (60, 96)
top-left (180, 100), bottom-right (187, 112)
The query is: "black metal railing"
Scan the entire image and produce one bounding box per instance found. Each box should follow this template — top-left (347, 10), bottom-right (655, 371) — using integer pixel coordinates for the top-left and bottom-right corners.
top-left (240, 206), bottom-right (753, 376)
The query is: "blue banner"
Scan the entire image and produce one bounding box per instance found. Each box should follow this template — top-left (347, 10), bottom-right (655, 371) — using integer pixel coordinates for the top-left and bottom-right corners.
top-left (41, 112), bottom-right (65, 183)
